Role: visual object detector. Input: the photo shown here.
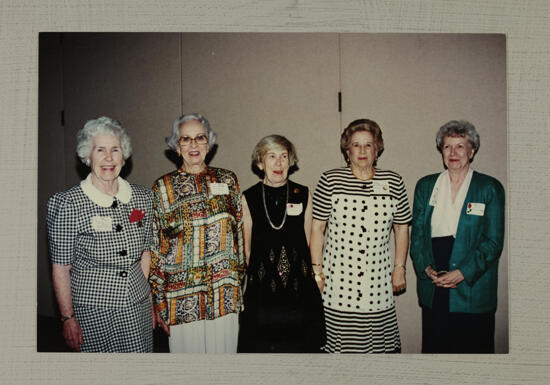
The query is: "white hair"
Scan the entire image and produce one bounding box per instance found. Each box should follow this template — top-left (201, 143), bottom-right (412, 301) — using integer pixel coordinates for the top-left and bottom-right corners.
top-left (165, 113), bottom-right (217, 152)
top-left (436, 120), bottom-right (480, 156)
top-left (76, 116), bottom-right (132, 164)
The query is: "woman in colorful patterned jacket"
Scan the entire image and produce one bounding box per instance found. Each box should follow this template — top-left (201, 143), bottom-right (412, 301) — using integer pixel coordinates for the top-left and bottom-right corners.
top-left (46, 116), bottom-right (154, 352)
top-left (149, 113), bottom-right (245, 353)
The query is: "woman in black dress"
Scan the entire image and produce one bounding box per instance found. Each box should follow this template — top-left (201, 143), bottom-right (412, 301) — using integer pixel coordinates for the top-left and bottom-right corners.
top-left (237, 135), bottom-right (325, 353)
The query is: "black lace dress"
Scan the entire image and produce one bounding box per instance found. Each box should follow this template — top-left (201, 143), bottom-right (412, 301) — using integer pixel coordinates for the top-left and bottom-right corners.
top-left (237, 181), bottom-right (325, 353)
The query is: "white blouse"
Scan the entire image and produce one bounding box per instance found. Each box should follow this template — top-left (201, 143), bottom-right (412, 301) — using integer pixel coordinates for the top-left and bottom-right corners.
top-left (430, 168), bottom-right (473, 238)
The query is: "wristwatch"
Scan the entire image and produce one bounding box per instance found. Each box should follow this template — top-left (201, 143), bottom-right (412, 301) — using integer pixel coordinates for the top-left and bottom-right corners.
top-left (60, 313), bottom-right (75, 323)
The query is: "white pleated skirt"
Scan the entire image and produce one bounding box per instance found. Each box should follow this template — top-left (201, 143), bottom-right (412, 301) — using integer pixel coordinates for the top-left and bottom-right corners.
top-left (169, 313), bottom-right (239, 353)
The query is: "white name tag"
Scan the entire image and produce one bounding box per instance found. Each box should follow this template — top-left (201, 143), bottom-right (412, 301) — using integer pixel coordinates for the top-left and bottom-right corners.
top-left (466, 202), bottom-right (485, 216)
top-left (373, 180), bottom-right (390, 194)
top-left (286, 202), bottom-right (303, 216)
top-left (91, 216), bottom-right (112, 231)
top-left (209, 182), bottom-right (229, 195)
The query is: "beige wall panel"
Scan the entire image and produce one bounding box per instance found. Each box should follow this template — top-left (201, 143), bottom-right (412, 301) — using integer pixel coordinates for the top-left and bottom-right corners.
top-left (340, 33), bottom-right (508, 352)
top-left (178, 33), bottom-right (341, 191)
top-left (62, 33), bottom-right (182, 188)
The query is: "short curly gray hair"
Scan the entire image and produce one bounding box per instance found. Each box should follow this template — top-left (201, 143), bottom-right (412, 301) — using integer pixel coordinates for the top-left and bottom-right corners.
top-left (76, 116), bottom-right (132, 164)
top-left (165, 113), bottom-right (217, 152)
top-left (436, 120), bottom-right (480, 157)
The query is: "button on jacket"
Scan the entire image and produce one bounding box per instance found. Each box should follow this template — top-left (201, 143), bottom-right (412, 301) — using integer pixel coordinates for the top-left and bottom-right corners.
top-left (46, 174), bottom-right (154, 309)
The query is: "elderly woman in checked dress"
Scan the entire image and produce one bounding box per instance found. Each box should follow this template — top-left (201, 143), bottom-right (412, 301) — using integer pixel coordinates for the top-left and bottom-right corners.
top-left (46, 116), bottom-right (154, 352)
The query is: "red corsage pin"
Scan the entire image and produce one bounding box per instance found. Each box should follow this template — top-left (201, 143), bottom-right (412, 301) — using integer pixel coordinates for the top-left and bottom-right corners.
top-left (130, 208), bottom-right (146, 227)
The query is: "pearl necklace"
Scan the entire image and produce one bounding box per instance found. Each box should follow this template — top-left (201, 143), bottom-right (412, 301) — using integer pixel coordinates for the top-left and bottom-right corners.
top-left (261, 182), bottom-right (288, 230)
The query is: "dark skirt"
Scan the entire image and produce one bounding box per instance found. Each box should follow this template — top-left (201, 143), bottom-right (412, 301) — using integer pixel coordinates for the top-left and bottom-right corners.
top-left (421, 236), bottom-right (495, 354)
top-left (238, 301), bottom-right (324, 353)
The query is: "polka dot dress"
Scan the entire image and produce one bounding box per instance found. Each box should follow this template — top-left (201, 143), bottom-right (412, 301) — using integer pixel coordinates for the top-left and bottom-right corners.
top-left (312, 167), bottom-right (412, 353)
top-left (324, 194), bottom-right (395, 312)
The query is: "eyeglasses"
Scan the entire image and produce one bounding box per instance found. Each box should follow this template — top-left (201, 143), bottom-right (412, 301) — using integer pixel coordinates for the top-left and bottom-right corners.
top-left (178, 134), bottom-right (208, 146)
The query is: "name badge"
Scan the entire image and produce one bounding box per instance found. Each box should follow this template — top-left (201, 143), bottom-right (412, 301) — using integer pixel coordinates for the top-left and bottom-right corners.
top-left (209, 182), bottom-right (229, 195)
top-left (286, 203), bottom-right (303, 216)
top-left (373, 180), bottom-right (390, 195)
top-left (91, 216), bottom-right (112, 231)
top-left (466, 202), bottom-right (485, 216)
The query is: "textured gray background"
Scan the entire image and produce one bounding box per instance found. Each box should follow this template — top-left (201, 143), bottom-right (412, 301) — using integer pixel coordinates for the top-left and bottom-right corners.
top-left (1, 0), bottom-right (549, 384)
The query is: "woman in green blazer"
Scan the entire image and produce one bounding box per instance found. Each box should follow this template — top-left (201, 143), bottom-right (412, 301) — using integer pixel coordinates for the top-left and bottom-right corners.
top-left (410, 120), bottom-right (505, 353)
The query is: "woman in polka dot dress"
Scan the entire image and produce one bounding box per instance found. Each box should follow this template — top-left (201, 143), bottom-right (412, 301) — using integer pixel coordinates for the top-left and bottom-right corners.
top-left (310, 119), bottom-right (411, 353)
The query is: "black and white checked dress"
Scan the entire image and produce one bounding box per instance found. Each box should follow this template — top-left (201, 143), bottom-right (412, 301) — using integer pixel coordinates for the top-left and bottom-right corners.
top-left (312, 167), bottom-right (412, 353)
top-left (46, 174), bottom-right (154, 352)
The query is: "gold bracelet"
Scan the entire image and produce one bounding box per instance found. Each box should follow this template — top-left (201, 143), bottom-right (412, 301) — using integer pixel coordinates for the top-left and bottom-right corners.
top-left (394, 263), bottom-right (406, 270)
top-left (312, 263), bottom-right (323, 275)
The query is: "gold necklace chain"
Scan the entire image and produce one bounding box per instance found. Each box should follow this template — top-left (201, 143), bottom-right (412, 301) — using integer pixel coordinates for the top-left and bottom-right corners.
top-left (261, 182), bottom-right (288, 230)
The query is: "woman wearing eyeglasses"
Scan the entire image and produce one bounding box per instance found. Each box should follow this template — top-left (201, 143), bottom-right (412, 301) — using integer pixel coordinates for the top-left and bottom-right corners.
top-left (148, 113), bottom-right (245, 353)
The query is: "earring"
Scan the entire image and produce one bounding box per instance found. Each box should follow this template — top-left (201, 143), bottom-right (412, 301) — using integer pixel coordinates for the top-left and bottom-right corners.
top-left (85, 159), bottom-right (90, 166)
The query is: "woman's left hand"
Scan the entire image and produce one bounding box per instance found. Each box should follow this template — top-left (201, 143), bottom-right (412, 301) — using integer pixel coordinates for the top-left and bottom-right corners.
top-left (315, 277), bottom-right (325, 294)
top-left (150, 298), bottom-right (157, 330)
top-left (392, 267), bottom-right (406, 293)
top-left (434, 269), bottom-right (464, 288)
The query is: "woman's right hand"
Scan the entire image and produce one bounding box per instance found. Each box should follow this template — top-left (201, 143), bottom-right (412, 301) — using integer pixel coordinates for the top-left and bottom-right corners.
top-left (425, 266), bottom-right (438, 282)
top-left (310, 219), bottom-right (327, 295)
top-left (62, 318), bottom-right (83, 352)
top-left (52, 264), bottom-right (83, 351)
top-left (155, 311), bottom-right (170, 336)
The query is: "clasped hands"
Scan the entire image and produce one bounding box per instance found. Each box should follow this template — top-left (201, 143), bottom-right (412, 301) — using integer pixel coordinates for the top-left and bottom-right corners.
top-left (425, 266), bottom-right (464, 288)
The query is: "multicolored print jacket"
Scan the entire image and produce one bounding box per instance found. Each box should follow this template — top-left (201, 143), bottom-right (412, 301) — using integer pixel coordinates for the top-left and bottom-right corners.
top-left (149, 167), bottom-right (245, 325)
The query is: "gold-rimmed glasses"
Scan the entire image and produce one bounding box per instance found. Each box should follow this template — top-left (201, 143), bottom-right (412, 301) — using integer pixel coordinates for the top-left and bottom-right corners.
top-left (178, 134), bottom-right (208, 146)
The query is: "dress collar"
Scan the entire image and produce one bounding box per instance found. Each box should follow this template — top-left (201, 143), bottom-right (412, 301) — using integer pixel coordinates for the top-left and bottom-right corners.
top-left (80, 173), bottom-right (132, 207)
top-left (429, 168), bottom-right (473, 207)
